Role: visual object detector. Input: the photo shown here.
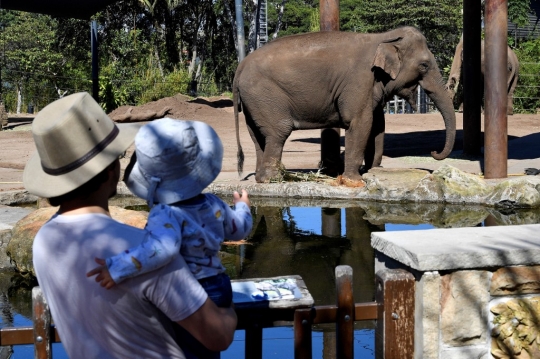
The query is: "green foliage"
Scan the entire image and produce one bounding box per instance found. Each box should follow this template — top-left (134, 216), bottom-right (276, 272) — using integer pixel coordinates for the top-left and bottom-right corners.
top-left (1, 0), bottom-right (538, 113)
top-left (268, 0), bottom-right (319, 36)
top-left (513, 38), bottom-right (540, 113)
top-left (309, 8), bottom-right (320, 32)
top-left (508, 0), bottom-right (532, 28)
top-left (99, 76), bottom-right (130, 113)
top-left (137, 62), bottom-right (191, 104)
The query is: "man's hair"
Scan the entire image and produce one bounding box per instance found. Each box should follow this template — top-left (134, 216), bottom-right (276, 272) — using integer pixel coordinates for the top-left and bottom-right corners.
top-left (47, 162), bottom-right (115, 207)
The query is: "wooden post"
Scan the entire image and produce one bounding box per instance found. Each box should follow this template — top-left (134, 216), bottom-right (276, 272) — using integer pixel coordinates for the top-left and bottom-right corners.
top-left (245, 324), bottom-right (263, 359)
top-left (375, 269), bottom-right (415, 359)
top-left (32, 287), bottom-right (52, 359)
top-left (319, 0), bottom-right (341, 177)
top-left (335, 265), bottom-right (354, 359)
top-left (484, 0), bottom-right (509, 179)
top-left (294, 308), bottom-right (313, 359)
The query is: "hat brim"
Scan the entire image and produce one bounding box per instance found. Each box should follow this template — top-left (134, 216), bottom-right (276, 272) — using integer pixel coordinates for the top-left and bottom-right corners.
top-left (23, 123), bottom-right (141, 198)
top-left (126, 155), bottom-right (221, 204)
top-left (125, 119), bottom-right (223, 204)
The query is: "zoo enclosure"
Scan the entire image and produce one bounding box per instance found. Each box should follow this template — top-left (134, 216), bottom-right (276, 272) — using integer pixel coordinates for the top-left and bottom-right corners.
top-left (0, 267), bottom-right (414, 359)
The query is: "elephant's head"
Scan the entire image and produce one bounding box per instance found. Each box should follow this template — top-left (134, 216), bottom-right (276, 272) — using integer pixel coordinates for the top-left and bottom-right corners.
top-left (372, 26), bottom-right (456, 160)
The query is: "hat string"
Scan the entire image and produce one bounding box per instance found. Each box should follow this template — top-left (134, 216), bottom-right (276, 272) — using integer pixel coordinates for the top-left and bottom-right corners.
top-left (146, 176), bottom-right (162, 208)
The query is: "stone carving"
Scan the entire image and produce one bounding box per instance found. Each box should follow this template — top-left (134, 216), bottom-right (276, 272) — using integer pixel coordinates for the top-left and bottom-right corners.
top-left (491, 297), bottom-right (540, 358)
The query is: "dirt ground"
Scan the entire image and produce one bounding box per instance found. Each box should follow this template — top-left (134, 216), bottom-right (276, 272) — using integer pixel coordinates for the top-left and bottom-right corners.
top-left (0, 94), bottom-right (539, 193)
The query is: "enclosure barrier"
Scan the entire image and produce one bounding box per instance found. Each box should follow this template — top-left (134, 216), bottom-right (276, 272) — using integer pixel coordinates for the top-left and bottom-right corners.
top-left (0, 267), bottom-right (414, 358)
top-left (372, 223), bottom-right (540, 359)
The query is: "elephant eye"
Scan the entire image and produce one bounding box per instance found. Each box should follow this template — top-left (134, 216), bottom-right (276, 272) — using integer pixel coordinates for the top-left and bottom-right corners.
top-left (419, 62), bottom-right (429, 72)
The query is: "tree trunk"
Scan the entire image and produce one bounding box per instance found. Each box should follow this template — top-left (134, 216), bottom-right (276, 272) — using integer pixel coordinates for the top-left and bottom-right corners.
top-left (272, 0), bottom-right (287, 39)
top-left (248, 0), bottom-right (261, 53)
top-left (16, 83), bottom-right (22, 115)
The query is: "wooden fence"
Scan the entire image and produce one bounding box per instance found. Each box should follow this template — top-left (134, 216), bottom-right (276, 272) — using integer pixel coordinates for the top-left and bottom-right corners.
top-left (0, 267), bottom-right (415, 359)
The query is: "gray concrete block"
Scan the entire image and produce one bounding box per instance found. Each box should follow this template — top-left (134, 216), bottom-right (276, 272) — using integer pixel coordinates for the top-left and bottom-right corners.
top-left (371, 224), bottom-right (540, 271)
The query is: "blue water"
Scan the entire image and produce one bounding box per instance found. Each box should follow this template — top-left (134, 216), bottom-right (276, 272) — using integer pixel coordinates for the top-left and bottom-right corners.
top-left (1, 206), bottom-right (435, 358)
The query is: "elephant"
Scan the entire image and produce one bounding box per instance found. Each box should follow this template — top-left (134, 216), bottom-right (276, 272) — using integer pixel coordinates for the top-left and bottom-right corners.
top-left (445, 35), bottom-right (519, 115)
top-left (233, 26), bottom-right (456, 183)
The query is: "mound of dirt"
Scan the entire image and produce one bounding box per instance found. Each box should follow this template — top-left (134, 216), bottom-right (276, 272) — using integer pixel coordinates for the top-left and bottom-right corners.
top-left (108, 94), bottom-right (234, 123)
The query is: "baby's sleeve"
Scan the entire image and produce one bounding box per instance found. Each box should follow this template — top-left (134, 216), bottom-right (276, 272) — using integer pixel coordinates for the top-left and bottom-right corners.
top-left (106, 204), bottom-right (183, 284)
top-left (220, 198), bottom-right (253, 241)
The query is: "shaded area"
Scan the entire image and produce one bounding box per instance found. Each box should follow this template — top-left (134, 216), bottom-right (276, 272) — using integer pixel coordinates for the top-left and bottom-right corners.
top-left (290, 129), bottom-right (540, 161)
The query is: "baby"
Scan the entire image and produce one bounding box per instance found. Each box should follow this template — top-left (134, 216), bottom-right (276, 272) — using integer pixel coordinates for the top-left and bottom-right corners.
top-left (87, 118), bottom-right (252, 358)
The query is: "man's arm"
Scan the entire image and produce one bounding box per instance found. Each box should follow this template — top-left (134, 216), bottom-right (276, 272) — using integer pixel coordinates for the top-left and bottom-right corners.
top-left (176, 298), bottom-right (237, 351)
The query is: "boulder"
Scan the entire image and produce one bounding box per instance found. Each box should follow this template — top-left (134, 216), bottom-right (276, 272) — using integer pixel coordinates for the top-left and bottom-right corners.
top-left (432, 165), bottom-right (492, 204)
top-left (6, 206), bottom-right (148, 277)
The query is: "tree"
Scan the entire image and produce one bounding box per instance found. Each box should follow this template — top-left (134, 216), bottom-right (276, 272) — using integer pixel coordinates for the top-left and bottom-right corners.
top-left (1, 12), bottom-right (65, 113)
top-left (340, 0), bottom-right (463, 69)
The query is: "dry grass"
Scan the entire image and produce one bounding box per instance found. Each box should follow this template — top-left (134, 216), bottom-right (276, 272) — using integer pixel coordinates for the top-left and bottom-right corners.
top-left (266, 161), bottom-right (366, 188)
top-left (267, 161), bottom-right (335, 183)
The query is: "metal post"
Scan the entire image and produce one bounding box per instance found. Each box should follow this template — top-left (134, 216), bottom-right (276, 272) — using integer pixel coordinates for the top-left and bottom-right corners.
top-left (235, 0), bottom-right (246, 62)
top-left (319, 0), bottom-right (341, 177)
top-left (462, 0), bottom-right (483, 155)
top-left (484, 0), bottom-right (508, 178)
top-left (91, 21), bottom-right (99, 102)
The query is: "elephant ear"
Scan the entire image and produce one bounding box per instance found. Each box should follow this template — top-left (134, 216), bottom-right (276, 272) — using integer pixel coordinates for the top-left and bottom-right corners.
top-left (372, 38), bottom-right (402, 80)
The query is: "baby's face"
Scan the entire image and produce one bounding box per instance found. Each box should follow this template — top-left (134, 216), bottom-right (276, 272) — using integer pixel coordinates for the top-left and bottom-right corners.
top-left (123, 152), bottom-right (137, 183)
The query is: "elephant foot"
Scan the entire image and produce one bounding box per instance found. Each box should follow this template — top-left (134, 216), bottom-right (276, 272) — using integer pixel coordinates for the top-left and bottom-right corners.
top-left (256, 167), bottom-right (281, 183)
top-left (342, 170), bottom-right (363, 182)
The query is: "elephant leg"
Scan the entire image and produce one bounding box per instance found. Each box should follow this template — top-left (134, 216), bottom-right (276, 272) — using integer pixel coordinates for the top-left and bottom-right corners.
top-left (507, 73), bottom-right (518, 116)
top-left (343, 109), bottom-right (372, 180)
top-left (365, 106), bottom-right (385, 169)
top-left (245, 113), bottom-right (266, 178)
top-left (258, 135), bottom-right (289, 182)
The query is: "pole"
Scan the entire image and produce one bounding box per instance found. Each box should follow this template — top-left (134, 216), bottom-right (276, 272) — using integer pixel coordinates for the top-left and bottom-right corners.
top-left (462, 0), bottom-right (483, 155)
top-left (91, 21), bottom-right (99, 102)
top-left (319, 0), bottom-right (341, 177)
top-left (235, 0), bottom-right (246, 62)
top-left (484, 0), bottom-right (508, 178)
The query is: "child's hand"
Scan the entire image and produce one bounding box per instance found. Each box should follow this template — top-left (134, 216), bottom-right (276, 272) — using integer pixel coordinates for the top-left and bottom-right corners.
top-left (86, 258), bottom-right (117, 289)
top-left (233, 189), bottom-right (250, 207)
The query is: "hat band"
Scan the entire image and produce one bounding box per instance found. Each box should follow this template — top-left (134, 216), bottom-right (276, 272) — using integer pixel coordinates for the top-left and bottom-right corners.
top-left (41, 125), bottom-right (120, 176)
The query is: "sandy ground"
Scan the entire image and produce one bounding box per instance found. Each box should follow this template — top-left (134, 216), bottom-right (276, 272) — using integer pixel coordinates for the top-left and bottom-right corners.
top-left (1, 94), bottom-right (539, 193)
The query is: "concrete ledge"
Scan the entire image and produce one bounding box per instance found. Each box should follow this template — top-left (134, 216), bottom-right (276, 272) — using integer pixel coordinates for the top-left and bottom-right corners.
top-left (371, 224), bottom-right (540, 271)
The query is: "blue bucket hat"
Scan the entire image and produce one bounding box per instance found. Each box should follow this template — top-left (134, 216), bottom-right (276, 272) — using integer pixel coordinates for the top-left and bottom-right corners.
top-left (126, 118), bottom-right (223, 206)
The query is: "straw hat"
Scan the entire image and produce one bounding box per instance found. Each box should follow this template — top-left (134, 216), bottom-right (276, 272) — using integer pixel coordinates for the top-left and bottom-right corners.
top-left (126, 118), bottom-right (223, 205)
top-left (23, 92), bottom-right (139, 198)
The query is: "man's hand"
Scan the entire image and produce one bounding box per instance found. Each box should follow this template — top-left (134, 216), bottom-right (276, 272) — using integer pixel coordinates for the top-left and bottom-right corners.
top-left (86, 258), bottom-right (117, 289)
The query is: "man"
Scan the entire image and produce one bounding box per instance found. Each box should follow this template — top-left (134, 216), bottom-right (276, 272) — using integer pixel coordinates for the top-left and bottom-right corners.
top-left (24, 92), bottom-right (237, 358)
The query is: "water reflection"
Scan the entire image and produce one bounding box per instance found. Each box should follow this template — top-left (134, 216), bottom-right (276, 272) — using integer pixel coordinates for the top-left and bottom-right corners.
top-left (223, 206), bottom-right (380, 308)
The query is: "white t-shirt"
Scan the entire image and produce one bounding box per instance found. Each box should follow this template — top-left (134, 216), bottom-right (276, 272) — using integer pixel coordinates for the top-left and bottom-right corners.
top-left (33, 212), bottom-right (208, 359)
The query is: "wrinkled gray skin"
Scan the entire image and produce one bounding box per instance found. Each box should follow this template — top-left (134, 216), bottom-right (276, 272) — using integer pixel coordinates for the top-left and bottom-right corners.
top-left (234, 26), bottom-right (456, 183)
top-left (446, 36), bottom-right (519, 115)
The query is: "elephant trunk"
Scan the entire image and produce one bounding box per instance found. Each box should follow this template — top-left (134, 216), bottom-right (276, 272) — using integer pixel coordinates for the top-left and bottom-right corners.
top-left (421, 76), bottom-right (456, 161)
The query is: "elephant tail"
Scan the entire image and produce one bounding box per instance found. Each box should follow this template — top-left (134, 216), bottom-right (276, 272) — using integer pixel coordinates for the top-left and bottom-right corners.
top-left (233, 77), bottom-right (245, 177)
